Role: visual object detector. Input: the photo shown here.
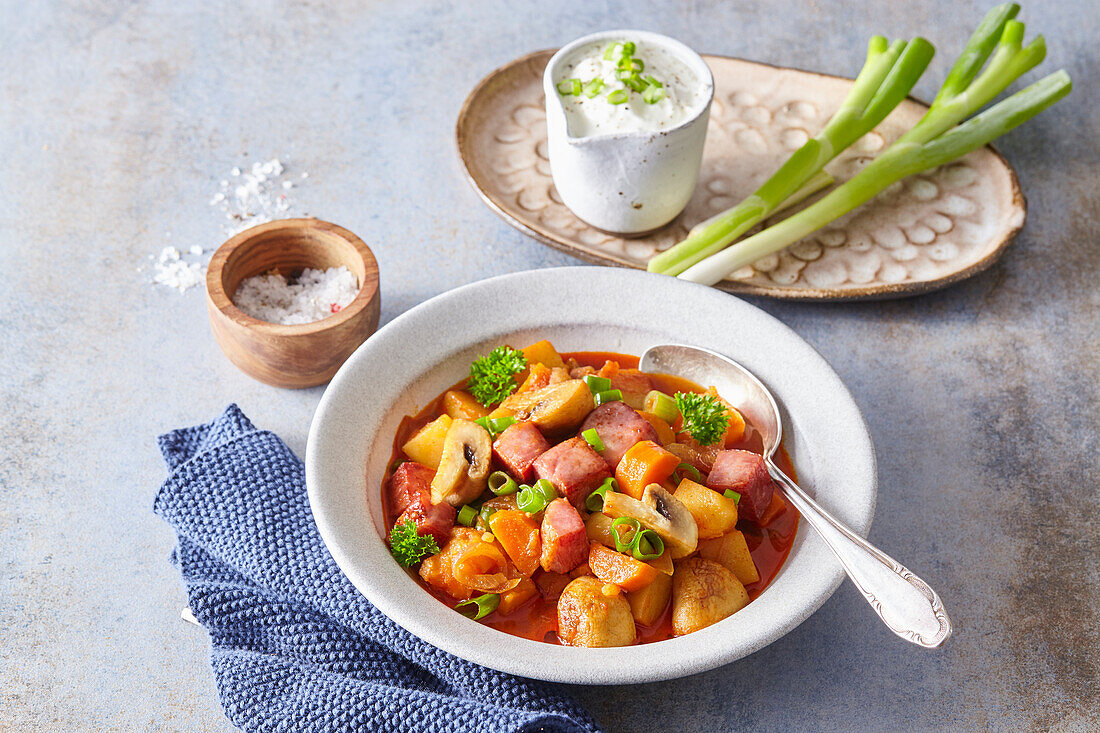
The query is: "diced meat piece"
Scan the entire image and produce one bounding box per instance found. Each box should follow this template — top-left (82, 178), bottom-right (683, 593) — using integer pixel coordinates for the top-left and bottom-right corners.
top-left (493, 422), bottom-right (551, 481)
top-left (540, 498), bottom-right (588, 573)
top-left (397, 499), bottom-right (456, 548)
top-left (706, 449), bottom-right (775, 523)
top-left (579, 401), bottom-right (660, 469)
top-left (388, 462), bottom-right (436, 517)
top-left (570, 365), bottom-right (596, 379)
top-left (532, 437), bottom-right (612, 508)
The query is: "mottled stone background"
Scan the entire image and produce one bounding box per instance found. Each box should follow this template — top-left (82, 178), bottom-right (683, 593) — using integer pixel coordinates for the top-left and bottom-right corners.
top-left (1, 1), bottom-right (1096, 730)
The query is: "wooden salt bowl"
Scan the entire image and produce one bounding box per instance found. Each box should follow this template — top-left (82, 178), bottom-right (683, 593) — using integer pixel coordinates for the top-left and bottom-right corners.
top-left (206, 218), bottom-right (381, 388)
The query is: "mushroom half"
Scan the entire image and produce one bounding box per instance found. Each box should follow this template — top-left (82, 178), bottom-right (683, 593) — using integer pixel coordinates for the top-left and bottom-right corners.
top-left (430, 418), bottom-right (492, 507)
top-left (602, 483), bottom-right (698, 558)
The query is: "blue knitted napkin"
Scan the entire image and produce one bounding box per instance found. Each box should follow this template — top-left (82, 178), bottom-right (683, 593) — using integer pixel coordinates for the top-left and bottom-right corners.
top-left (154, 404), bottom-right (601, 733)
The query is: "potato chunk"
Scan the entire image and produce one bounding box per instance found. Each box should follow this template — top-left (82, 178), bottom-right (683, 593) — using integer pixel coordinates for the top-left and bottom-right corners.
top-left (672, 478), bottom-right (738, 539)
top-left (697, 530), bottom-right (760, 585)
top-left (442, 390), bottom-right (488, 420)
top-left (628, 572), bottom-right (672, 627)
top-left (671, 557), bottom-right (749, 635)
top-left (557, 576), bottom-right (636, 647)
top-left (501, 380), bottom-right (595, 433)
top-left (401, 414), bottom-right (452, 469)
top-left (522, 339), bottom-right (566, 369)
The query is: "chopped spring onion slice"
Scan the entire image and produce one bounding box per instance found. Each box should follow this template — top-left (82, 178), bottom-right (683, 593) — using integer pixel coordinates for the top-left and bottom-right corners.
top-left (583, 375), bottom-right (612, 394)
top-left (643, 84), bottom-right (666, 104)
top-left (582, 428), bottom-right (605, 452)
top-left (475, 416), bottom-right (516, 439)
top-left (603, 42), bottom-right (623, 61)
top-left (534, 478), bottom-right (558, 501)
top-left (455, 593), bottom-right (500, 620)
top-left (724, 489), bottom-right (742, 504)
top-left (644, 75), bottom-right (662, 88)
top-left (633, 530), bottom-right (665, 561)
top-left (516, 485), bottom-right (541, 513)
top-left (621, 41), bottom-right (635, 56)
top-left (611, 517), bottom-right (641, 553)
top-left (489, 470), bottom-right (518, 496)
top-left (556, 78), bottom-right (582, 96)
top-left (618, 57), bottom-right (644, 73)
top-left (625, 74), bottom-right (648, 92)
top-left (477, 505), bottom-right (497, 531)
top-left (456, 505), bottom-right (478, 527)
top-left (673, 462), bottom-right (703, 485)
top-left (607, 89), bottom-right (629, 105)
top-left (585, 478), bottom-right (617, 512)
top-left (644, 390), bottom-right (679, 423)
top-left (583, 78), bottom-right (605, 98)
top-left (594, 389), bottom-right (623, 406)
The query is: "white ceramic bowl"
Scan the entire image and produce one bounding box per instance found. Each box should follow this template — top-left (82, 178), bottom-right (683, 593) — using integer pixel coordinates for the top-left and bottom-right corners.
top-left (306, 267), bottom-right (876, 684)
top-left (543, 31), bottom-right (714, 235)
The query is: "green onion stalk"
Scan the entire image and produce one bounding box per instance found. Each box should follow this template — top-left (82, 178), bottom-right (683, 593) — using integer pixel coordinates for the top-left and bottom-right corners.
top-left (648, 34), bottom-right (935, 276)
top-left (679, 4), bottom-right (1072, 285)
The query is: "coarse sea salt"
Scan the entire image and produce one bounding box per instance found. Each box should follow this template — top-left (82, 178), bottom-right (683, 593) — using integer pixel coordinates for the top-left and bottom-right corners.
top-left (233, 266), bottom-right (358, 325)
top-left (153, 246), bottom-right (204, 292)
top-left (211, 158), bottom-right (305, 237)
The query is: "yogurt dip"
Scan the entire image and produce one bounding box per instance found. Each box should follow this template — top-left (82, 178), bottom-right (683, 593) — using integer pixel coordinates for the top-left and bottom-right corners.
top-left (554, 39), bottom-right (706, 138)
top-left (543, 31), bottom-right (714, 234)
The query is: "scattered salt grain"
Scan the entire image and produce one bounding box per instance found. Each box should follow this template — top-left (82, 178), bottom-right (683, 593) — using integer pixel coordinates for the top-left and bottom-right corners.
top-left (153, 247), bottom-right (204, 292)
top-left (189, 245), bottom-right (204, 255)
top-left (210, 158), bottom-right (307, 237)
top-left (233, 266), bottom-right (358, 325)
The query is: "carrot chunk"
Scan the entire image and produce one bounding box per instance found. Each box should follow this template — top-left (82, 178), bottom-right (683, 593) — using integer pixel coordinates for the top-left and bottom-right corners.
top-left (488, 510), bottom-right (542, 577)
top-left (614, 440), bottom-right (681, 499)
top-left (588, 541), bottom-right (659, 592)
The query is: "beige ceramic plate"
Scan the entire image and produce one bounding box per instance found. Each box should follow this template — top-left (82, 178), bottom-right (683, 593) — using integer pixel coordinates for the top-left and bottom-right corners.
top-left (456, 50), bottom-right (1026, 300)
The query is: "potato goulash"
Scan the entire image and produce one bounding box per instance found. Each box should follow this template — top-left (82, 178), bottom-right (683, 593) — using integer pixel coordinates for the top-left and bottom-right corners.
top-left (382, 340), bottom-right (798, 646)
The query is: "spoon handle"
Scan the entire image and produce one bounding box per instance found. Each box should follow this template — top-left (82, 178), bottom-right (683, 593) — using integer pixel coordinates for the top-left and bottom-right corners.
top-left (767, 463), bottom-right (952, 648)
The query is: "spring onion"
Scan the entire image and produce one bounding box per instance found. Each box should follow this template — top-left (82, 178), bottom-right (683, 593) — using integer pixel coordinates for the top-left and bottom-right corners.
top-left (643, 390), bottom-right (679, 423)
top-left (488, 470), bottom-right (518, 496)
top-left (679, 5), bottom-right (1072, 285)
top-left (611, 517), bottom-right (642, 553)
top-left (583, 375), bottom-right (612, 394)
top-left (556, 78), bottom-right (582, 96)
top-left (474, 415), bottom-right (515, 439)
top-left (672, 462), bottom-right (703, 485)
top-left (518, 479), bottom-right (558, 514)
top-left (648, 33), bottom-right (935, 276)
top-left (585, 477), bottom-right (618, 512)
top-left (456, 504), bottom-right (478, 527)
top-left (594, 389), bottom-right (623, 406)
top-left (643, 83), bottom-right (665, 104)
top-left (476, 505), bottom-right (497, 531)
top-left (633, 530), bottom-right (665, 561)
top-left (607, 89), bottom-right (629, 105)
top-left (582, 428), bottom-right (605, 452)
top-left (455, 593), bottom-right (500, 620)
top-left (583, 78), bottom-right (605, 98)
top-left (724, 489), bottom-right (742, 504)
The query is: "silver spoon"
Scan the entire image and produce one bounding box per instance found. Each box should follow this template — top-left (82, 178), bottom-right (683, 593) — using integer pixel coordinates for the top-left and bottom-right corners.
top-left (641, 343), bottom-right (952, 648)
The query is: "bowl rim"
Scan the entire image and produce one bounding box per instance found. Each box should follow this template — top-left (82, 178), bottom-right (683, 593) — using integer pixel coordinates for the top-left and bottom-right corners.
top-left (305, 266), bottom-right (877, 683)
top-left (205, 217), bottom-right (380, 335)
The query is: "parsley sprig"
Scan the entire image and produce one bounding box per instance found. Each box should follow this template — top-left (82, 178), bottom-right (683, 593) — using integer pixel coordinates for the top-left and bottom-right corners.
top-left (674, 392), bottom-right (730, 446)
top-left (467, 346), bottom-right (527, 407)
top-left (389, 519), bottom-right (440, 568)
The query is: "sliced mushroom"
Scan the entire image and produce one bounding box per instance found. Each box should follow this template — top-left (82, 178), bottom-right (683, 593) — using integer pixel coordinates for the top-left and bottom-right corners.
top-left (602, 484), bottom-right (698, 559)
top-left (430, 418), bottom-right (492, 507)
top-left (500, 379), bottom-right (595, 433)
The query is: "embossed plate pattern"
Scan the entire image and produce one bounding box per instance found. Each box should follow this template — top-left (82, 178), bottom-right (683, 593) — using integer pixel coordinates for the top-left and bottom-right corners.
top-left (456, 50), bottom-right (1026, 300)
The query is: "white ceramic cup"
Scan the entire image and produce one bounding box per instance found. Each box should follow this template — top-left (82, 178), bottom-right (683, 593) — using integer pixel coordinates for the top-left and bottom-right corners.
top-left (543, 30), bottom-right (714, 235)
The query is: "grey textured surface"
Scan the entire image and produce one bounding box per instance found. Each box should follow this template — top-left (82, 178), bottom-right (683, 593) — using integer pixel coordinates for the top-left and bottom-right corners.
top-left (1, 1), bottom-right (1096, 731)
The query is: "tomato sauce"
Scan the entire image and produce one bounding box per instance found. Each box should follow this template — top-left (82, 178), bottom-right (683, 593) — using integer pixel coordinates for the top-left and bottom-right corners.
top-left (380, 351), bottom-right (800, 645)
